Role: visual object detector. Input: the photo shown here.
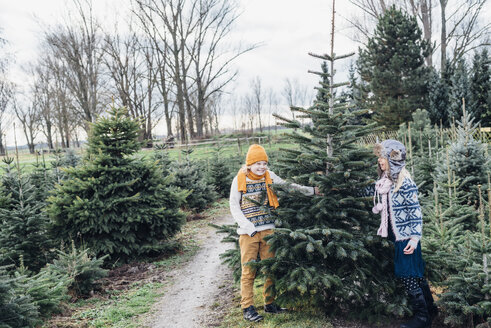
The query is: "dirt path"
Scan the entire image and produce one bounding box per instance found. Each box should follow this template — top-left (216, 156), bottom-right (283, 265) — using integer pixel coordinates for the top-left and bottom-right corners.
top-left (147, 215), bottom-right (235, 328)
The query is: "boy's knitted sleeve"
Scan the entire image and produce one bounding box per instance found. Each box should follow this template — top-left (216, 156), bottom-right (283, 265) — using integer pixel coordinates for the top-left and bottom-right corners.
top-left (269, 171), bottom-right (315, 196)
top-left (229, 176), bottom-right (256, 236)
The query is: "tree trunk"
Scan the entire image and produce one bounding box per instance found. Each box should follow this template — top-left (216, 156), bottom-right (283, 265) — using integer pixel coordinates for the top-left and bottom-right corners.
top-left (421, 0), bottom-right (432, 66)
top-left (182, 75), bottom-right (195, 139)
top-left (196, 85), bottom-right (205, 137)
top-left (0, 132), bottom-right (5, 155)
top-left (22, 125), bottom-right (35, 154)
top-left (163, 94), bottom-right (173, 136)
top-left (60, 127), bottom-right (67, 149)
top-left (45, 122), bottom-right (54, 150)
top-left (440, 0), bottom-right (447, 71)
top-left (172, 38), bottom-right (187, 141)
top-left (63, 109), bottom-right (70, 149)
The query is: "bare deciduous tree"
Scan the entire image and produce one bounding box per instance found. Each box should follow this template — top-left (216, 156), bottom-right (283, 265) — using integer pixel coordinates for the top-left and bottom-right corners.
top-left (134, 0), bottom-right (254, 140)
top-left (250, 77), bottom-right (263, 132)
top-left (205, 92), bottom-right (223, 135)
top-left (282, 78), bottom-right (308, 121)
top-left (134, 0), bottom-right (194, 140)
top-left (33, 46), bottom-right (78, 149)
top-left (188, 0), bottom-right (257, 138)
top-left (266, 88), bottom-right (278, 133)
top-left (103, 24), bottom-right (161, 143)
top-left (441, 0), bottom-right (490, 68)
top-left (44, 0), bottom-right (106, 131)
top-left (242, 94), bottom-right (255, 133)
top-left (32, 60), bottom-right (55, 149)
top-left (0, 33), bottom-right (13, 154)
top-left (12, 95), bottom-right (39, 154)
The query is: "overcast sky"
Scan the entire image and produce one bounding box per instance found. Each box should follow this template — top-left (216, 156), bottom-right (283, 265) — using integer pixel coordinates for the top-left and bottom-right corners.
top-left (1, 0), bottom-right (364, 145)
top-left (0, 0), bottom-right (358, 91)
top-left (1, 1), bottom-right (489, 146)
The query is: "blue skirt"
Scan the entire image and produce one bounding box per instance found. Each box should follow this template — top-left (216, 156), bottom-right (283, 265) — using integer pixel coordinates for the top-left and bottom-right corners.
top-left (388, 219), bottom-right (425, 278)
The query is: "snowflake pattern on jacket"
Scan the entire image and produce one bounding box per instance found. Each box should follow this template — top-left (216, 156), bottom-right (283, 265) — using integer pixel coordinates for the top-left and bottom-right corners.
top-left (388, 177), bottom-right (422, 241)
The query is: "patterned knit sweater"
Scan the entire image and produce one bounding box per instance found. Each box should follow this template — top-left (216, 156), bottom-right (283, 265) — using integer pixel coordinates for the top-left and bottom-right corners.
top-left (229, 171), bottom-right (314, 236)
top-left (388, 177), bottom-right (423, 242)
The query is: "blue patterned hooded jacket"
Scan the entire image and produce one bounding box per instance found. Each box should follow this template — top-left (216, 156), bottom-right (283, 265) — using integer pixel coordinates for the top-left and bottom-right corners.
top-left (387, 176), bottom-right (423, 243)
top-left (372, 139), bottom-right (423, 245)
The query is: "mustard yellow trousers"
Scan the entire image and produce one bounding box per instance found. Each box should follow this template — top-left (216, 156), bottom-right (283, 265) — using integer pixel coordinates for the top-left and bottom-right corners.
top-left (239, 229), bottom-right (275, 309)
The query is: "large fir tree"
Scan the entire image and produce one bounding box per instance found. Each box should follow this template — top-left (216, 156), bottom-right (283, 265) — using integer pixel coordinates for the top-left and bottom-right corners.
top-left (470, 48), bottom-right (491, 126)
top-left (357, 6), bottom-right (430, 130)
top-left (260, 74), bottom-right (407, 321)
top-left (428, 67), bottom-right (452, 127)
top-left (448, 59), bottom-right (470, 122)
top-left (47, 107), bottom-right (187, 261)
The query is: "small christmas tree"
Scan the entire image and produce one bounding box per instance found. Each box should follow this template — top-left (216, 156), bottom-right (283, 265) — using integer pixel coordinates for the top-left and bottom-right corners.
top-left (207, 143), bottom-right (234, 198)
top-left (434, 106), bottom-right (489, 207)
top-left (437, 186), bottom-right (491, 326)
top-left (171, 149), bottom-right (217, 212)
top-left (28, 161), bottom-right (56, 204)
top-left (14, 257), bottom-right (70, 317)
top-left (47, 107), bottom-right (187, 261)
top-left (153, 144), bottom-right (174, 177)
top-left (0, 159), bottom-right (54, 272)
top-left (0, 265), bottom-right (40, 328)
top-left (47, 241), bottom-right (107, 298)
top-left (422, 180), bottom-right (476, 283)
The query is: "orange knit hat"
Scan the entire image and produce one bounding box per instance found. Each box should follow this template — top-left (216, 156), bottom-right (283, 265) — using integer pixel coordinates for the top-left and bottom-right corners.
top-left (246, 144), bottom-right (268, 166)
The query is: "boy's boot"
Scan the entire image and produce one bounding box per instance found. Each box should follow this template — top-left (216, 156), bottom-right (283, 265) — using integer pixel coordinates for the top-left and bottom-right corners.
top-left (243, 305), bottom-right (263, 322)
top-left (420, 279), bottom-right (438, 326)
top-left (264, 303), bottom-right (287, 314)
top-left (400, 287), bottom-right (429, 328)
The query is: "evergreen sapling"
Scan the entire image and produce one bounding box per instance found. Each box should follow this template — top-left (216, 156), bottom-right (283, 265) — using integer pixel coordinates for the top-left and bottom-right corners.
top-left (47, 107), bottom-right (187, 261)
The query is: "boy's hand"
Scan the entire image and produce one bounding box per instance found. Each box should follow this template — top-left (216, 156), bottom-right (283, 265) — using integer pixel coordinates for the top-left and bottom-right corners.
top-left (314, 187), bottom-right (323, 196)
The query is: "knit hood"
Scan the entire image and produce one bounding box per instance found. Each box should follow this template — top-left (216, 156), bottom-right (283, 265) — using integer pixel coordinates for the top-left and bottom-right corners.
top-left (374, 139), bottom-right (406, 181)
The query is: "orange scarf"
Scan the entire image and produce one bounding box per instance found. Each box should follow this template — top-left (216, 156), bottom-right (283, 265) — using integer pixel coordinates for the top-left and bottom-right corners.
top-left (237, 170), bottom-right (279, 209)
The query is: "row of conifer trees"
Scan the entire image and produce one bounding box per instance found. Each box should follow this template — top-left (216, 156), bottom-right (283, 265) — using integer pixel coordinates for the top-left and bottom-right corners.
top-left (0, 107), bottom-right (240, 327)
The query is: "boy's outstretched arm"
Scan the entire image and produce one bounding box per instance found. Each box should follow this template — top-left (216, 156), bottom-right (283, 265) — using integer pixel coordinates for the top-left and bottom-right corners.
top-left (229, 176), bottom-right (257, 236)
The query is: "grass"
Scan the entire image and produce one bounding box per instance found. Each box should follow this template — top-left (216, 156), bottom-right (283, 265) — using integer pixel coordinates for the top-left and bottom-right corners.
top-left (72, 282), bottom-right (163, 328)
top-left (0, 129), bottom-right (293, 173)
top-left (219, 280), bottom-right (333, 328)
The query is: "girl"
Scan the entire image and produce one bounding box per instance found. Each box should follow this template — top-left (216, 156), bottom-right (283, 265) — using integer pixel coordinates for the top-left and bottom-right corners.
top-left (372, 140), bottom-right (437, 328)
top-left (229, 144), bottom-right (319, 322)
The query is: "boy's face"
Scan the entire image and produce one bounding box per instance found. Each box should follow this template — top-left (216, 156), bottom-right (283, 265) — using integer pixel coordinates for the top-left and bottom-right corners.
top-left (250, 161), bottom-right (268, 175)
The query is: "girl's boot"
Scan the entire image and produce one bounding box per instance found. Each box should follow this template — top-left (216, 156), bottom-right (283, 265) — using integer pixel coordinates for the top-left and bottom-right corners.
top-left (420, 279), bottom-right (438, 325)
top-left (400, 287), bottom-right (429, 328)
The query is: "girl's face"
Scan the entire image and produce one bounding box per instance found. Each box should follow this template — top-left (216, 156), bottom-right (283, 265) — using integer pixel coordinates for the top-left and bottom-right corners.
top-left (250, 161), bottom-right (268, 175)
top-left (378, 157), bottom-right (389, 172)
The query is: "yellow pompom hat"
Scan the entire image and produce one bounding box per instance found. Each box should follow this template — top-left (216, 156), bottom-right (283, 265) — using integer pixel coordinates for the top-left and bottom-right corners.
top-left (246, 144), bottom-right (268, 166)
